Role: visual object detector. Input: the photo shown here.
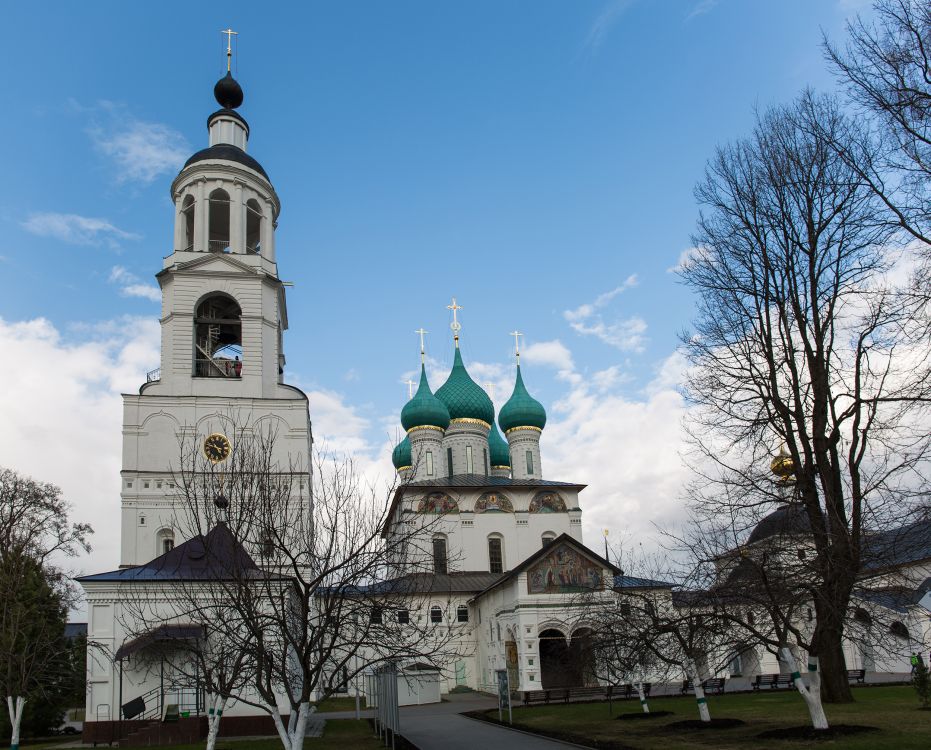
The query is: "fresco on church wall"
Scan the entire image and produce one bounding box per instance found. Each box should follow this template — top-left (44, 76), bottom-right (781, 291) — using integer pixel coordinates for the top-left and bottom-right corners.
top-left (529, 491), bottom-right (568, 513)
top-left (474, 492), bottom-right (514, 513)
top-left (417, 492), bottom-right (459, 514)
top-left (527, 544), bottom-right (603, 593)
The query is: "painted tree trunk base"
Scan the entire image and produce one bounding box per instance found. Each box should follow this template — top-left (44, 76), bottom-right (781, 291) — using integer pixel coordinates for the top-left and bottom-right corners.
top-left (635, 681), bottom-right (650, 713)
top-left (270, 702), bottom-right (311, 750)
top-left (205, 694), bottom-right (228, 750)
top-left (6, 696), bottom-right (25, 750)
top-left (780, 647), bottom-right (829, 730)
top-left (686, 663), bottom-right (710, 723)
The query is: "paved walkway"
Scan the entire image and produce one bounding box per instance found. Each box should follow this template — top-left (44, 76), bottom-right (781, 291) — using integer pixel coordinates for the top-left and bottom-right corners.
top-left (391, 693), bottom-right (583, 750)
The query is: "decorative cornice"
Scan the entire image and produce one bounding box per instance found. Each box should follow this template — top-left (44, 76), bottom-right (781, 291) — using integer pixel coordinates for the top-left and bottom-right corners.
top-left (449, 417), bottom-right (491, 429)
top-left (504, 425), bottom-right (543, 435)
top-left (491, 465), bottom-right (511, 470)
top-left (395, 465), bottom-right (413, 472)
top-left (406, 425), bottom-right (445, 435)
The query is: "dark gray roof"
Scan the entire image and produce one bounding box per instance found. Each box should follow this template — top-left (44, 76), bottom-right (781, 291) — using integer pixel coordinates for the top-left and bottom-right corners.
top-left (358, 571), bottom-right (505, 595)
top-left (614, 575), bottom-right (675, 589)
top-left (77, 524), bottom-right (265, 583)
top-left (182, 143), bottom-right (269, 181)
top-left (747, 503), bottom-right (817, 545)
top-left (405, 474), bottom-right (584, 489)
top-left (114, 623), bottom-right (203, 661)
top-left (862, 518), bottom-right (931, 572)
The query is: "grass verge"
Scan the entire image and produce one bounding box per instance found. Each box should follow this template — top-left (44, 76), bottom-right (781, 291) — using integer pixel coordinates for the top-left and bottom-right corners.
top-left (470, 685), bottom-right (931, 749)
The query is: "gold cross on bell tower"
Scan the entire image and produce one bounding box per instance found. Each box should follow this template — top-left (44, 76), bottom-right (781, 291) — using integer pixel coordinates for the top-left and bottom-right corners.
top-left (447, 297), bottom-right (463, 347)
top-left (405, 379), bottom-right (417, 399)
top-left (221, 28), bottom-right (238, 72)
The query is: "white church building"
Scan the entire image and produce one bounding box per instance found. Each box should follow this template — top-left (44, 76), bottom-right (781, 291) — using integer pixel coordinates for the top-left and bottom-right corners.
top-left (78, 59), bottom-right (621, 743)
top-left (77, 52), bottom-right (931, 745)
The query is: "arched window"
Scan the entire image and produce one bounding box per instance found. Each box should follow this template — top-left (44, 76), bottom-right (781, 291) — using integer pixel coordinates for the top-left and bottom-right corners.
top-left (854, 608), bottom-right (873, 628)
top-left (432, 535), bottom-right (448, 575)
top-left (487, 534), bottom-right (504, 574)
top-left (541, 532), bottom-right (556, 548)
top-left (181, 195), bottom-right (195, 251)
top-left (370, 606), bottom-right (383, 625)
top-left (457, 605), bottom-right (469, 623)
top-left (208, 188), bottom-right (231, 253)
top-left (156, 528), bottom-right (174, 556)
top-left (397, 609), bottom-right (409, 625)
top-left (194, 295), bottom-right (242, 378)
top-left (246, 199), bottom-right (262, 254)
top-left (890, 621), bottom-right (909, 639)
top-left (430, 605), bottom-right (443, 624)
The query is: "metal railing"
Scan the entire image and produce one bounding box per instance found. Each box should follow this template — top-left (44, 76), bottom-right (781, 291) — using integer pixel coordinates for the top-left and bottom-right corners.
top-left (194, 358), bottom-right (242, 378)
top-left (208, 240), bottom-right (231, 253)
top-left (146, 368), bottom-right (161, 383)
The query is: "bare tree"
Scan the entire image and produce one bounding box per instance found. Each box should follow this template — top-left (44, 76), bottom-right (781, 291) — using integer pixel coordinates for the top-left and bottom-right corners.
top-left (149, 421), bottom-right (468, 750)
top-left (0, 468), bottom-right (92, 748)
top-left (682, 90), bottom-right (931, 702)
top-left (825, 0), bottom-right (931, 250)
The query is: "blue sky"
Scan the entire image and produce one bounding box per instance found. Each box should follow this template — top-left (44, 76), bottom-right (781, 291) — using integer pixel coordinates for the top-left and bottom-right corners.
top-left (0, 1), bottom-right (874, 572)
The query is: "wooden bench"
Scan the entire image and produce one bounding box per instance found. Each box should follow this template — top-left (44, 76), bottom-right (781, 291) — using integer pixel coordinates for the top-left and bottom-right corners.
top-left (569, 686), bottom-right (607, 702)
top-left (752, 673), bottom-right (795, 690)
top-left (523, 685), bottom-right (636, 705)
top-left (681, 678), bottom-right (726, 695)
top-left (610, 683), bottom-right (651, 700)
top-left (847, 669), bottom-right (866, 684)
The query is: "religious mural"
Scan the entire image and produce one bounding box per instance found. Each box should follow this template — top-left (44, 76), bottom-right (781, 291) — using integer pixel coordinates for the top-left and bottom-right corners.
top-left (527, 544), bottom-right (603, 593)
top-left (474, 492), bottom-right (514, 513)
top-left (529, 491), bottom-right (568, 513)
top-left (417, 492), bottom-right (459, 514)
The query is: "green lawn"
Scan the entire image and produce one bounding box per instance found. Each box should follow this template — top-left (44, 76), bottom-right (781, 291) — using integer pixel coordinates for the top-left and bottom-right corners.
top-left (312, 695), bottom-right (363, 713)
top-left (479, 685), bottom-right (931, 750)
top-left (26, 718), bottom-right (381, 750)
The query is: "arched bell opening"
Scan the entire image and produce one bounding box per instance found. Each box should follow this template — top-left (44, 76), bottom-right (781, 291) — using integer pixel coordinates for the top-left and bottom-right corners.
top-left (246, 199), bottom-right (262, 255)
top-left (181, 195), bottom-right (195, 251)
top-left (193, 294), bottom-right (243, 378)
top-left (208, 189), bottom-right (231, 253)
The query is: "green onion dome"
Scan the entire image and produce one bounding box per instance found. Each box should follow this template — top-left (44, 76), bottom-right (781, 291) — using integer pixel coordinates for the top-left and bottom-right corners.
top-left (434, 348), bottom-right (495, 426)
top-left (392, 435), bottom-right (412, 470)
top-left (499, 365), bottom-right (547, 432)
top-left (400, 365), bottom-right (450, 432)
top-left (488, 422), bottom-right (511, 467)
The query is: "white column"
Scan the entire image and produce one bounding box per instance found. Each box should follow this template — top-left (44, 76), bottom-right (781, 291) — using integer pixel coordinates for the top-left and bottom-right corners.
top-left (196, 179), bottom-right (208, 252)
top-left (264, 200), bottom-right (276, 262)
top-left (232, 182), bottom-right (244, 253)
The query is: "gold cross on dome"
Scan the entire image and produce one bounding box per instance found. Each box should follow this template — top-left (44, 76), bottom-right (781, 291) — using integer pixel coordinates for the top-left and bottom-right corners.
top-left (510, 330), bottom-right (523, 361)
top-left (415, 328), bottom-right (428, 355)
top-left (447, 297), bottom-right (463, 345)
top-left (221, 28), bottom-right (238, 71)
top-left (405, 379), bottom-right (417, 398)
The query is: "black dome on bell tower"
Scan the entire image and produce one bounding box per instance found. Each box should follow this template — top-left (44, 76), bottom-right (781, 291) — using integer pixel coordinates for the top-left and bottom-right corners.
top-left (214, 71), bottom-right (244, 110)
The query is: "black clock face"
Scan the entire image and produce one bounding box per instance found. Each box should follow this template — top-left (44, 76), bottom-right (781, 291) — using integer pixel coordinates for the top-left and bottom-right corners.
top-left (203, 433), bottom-right (232, 463)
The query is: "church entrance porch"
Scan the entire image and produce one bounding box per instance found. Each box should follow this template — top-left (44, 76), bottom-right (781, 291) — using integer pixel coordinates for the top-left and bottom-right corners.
top-left (539, 627), bottom-right (596, 689)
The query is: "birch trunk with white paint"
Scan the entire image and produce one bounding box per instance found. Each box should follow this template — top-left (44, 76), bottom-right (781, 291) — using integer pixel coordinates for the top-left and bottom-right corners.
top-left (686, 662), bottom-right (710, 722)
top-left (635, 680), bottom-right (650, 713)
top-left (205, 694), bottom-right (228, 750)
top-left (779, 647), bottom-right (829, 730)
top-left (6, 696), bottom-right (25, 750)
top-left (270, 702), bottom-right (311, 750)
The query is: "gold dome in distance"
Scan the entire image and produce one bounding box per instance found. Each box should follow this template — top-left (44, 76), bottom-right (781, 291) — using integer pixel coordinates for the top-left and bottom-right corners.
top-left (770, 444), bottom-right (795, 480)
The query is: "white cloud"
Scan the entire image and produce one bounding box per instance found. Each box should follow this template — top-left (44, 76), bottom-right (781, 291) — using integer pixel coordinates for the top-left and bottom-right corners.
top-left (685, 0), bottom-right (719, 22)
top-left (0, 316), bottom-right (160, 581)
top-left (667, 246), bottom-right (708, 273)
top-left (544, 350), bottom-right (691, 552)
top-left (109, 266), bottom-right (160, 301)
top-left (22, 212), bottom-right (140, 248)
top-left (521, 340), bottom-right (575, 372)
top-left (584, 0), bottom-right (638, 53)
top-left (90, 116), bottom-right (189, 184)
top-left (564, 277), bottom-right (646, 352)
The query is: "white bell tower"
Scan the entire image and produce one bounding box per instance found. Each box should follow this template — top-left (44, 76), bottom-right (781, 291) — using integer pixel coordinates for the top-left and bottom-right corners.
top-left (118, 44), bottom-right (312, 566)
